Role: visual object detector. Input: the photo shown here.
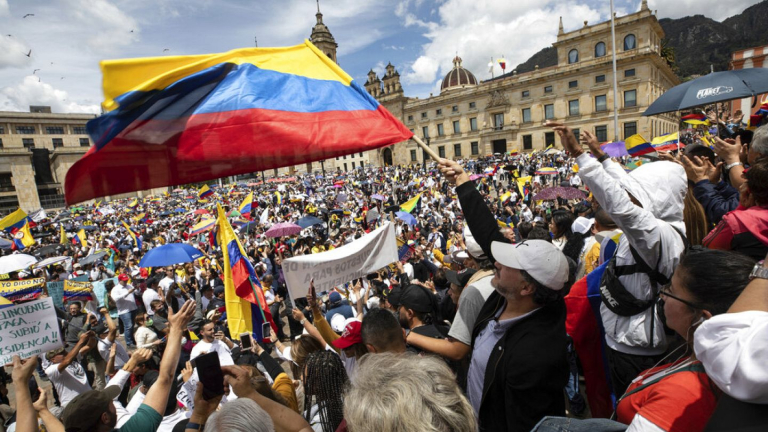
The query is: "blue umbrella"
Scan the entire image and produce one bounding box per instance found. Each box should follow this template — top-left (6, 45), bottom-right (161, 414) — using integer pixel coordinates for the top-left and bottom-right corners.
top-left (644, 69), bottom-right (768, 116)
top-left (396, 211), bottom-right (417, 226)
top-left (139, 243), bottom-right (205, 267)
top-left (297, 216), bottom-right (323, 229)
top-left (159, 211), bottom-right (172, 216)
top-left (174, 208), bottom-right (186, 213)
top-left (78, 225), bottom-right (99, 232)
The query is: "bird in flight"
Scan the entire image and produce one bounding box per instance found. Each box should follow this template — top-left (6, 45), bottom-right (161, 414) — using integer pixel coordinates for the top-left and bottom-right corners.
top-left (6, 34), bottom-right (11, 37)
top-left (60, 77), bottom-right (65, 80)
top-left (24, 49), bottom-right (31, 57)
top-left (33, 69), bottom-right (40, 74)
top-left (23, 14), bottom-right (34, 18)
top-left (163, 48), bottom-right (170, 52)
top-left (130, 29), bottom-right (134, 33)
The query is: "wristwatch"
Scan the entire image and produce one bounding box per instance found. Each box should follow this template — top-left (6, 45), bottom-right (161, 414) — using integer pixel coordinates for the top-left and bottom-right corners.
top-left (186, 422), bottom-right (204, 431)
top-left (725, 162), bottom-right (743, 170)
top-left (749, 260), bottom-right (768, 280)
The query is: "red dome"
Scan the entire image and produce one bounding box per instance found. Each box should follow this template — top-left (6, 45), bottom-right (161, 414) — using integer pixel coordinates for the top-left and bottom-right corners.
top-left (441, 56), bottom-right (478, 93)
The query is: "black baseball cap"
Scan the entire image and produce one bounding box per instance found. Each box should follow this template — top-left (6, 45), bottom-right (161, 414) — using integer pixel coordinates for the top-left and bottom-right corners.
top-left (445, 268), bottom-right (477, 288)
top-left (399, 285), bottom-right (435, 313)
top-left (385, 285), bottom-right (403, 308)
top-left (61, 385), bottom-right (121, 432)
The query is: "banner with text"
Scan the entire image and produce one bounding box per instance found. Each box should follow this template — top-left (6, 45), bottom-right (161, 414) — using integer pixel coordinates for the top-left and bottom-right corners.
top-left (0, 278), bottom-right (46, 303)
top-left (64, 280), bottom-right (93, 302)
top-left (0, 298), bottom-right (62, 365)
top-left (283, 222), bottom-right (397, 300)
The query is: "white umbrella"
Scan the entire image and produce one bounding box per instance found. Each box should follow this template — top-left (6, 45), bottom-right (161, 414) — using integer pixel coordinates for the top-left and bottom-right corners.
top-left (34, 256), bottom-right (71, 269)
top-left (0, 254), bottom-right (38, 274)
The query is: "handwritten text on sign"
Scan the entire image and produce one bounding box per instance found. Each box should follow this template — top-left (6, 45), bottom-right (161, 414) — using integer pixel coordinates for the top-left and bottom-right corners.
top-left (283, 222), bottom-right (398, 300)
top-left (0, 297), bottom-right (62, 365)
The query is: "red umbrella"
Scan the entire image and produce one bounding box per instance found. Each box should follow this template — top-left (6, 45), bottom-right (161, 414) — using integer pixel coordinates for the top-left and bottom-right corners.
top-left (193, 209), bottom-right (210, 215)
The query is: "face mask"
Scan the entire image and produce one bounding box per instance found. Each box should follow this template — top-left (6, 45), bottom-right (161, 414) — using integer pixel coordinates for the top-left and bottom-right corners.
top-left (145, 319), bottom-right (153, 327)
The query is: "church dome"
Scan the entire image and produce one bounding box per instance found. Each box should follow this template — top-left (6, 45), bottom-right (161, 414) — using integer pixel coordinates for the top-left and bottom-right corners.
top-left (440, 56), bottom-right (478, 93)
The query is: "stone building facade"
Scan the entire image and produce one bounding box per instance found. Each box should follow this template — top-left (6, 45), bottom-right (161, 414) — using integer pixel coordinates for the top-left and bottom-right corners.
top-left (729, 45), bottom-right (768, 118)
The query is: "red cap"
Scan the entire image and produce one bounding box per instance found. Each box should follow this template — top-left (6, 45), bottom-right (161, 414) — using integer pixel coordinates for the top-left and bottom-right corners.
top-left (331, 321), bottom-right (363, 349)
top-left (117, 274), bottom-right (129, 281)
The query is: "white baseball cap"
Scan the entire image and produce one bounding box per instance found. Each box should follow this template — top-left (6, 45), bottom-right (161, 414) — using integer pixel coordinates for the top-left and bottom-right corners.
top-left (463, 225), bottom-right (486, 259)
top-left (491, 240), bottom-right (569, 291)
top-left (571, 217), bottom-right (594, 235)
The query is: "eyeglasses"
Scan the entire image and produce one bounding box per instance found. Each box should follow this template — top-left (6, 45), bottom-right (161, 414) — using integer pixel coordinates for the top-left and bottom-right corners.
top-left (659, 284), bottom-right (700, 310)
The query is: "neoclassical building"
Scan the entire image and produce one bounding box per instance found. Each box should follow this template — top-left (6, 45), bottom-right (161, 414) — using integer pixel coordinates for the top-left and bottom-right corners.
top-left (360, 0), bottom-right (680, 166)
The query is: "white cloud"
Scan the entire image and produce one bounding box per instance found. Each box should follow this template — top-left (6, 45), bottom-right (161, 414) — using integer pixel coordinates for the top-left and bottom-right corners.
top-left (65, 0), bottom-right (139, 53)
top-left (648, 0), bottom-right (758, 21)
top-left (0, 35), bottom-right (32, 69)
top-left (0, 76), bottom-right (100, 114)
top-left (0, 0), bottom-right (9, 17)
top-left (404, 55), bottom-right (441, 84)
top-left (372, 60), bottom-right (386, 76)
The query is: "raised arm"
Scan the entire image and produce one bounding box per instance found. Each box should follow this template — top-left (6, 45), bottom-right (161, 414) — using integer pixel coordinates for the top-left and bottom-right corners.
top-left (11, 355), bottom-right (40, 432)
top-left (58, 331), bottom-right (93, 372)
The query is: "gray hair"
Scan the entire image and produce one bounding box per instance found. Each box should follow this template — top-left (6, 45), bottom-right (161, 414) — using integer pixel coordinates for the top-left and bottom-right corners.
top-left (344, 352), bottom-right (477, 432)
top-left (751, 125), bottom-right (768, 156)
top-left (206, 398), bottom-right (274, 432)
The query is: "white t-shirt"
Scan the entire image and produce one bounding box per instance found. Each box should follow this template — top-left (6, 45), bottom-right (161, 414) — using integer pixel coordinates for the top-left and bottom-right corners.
top-left (110, 284), bottom-right (138, 315)
top-left (189, 339), bottom-right (234, 366)
top-left (45, 361), bottom-right (92, 407)
top-left (159, 276), bottom-right (175, 292)
top-left (142, 288), bottom-right (160, 316)
top-left (97, 338), bottom-right (130, 368)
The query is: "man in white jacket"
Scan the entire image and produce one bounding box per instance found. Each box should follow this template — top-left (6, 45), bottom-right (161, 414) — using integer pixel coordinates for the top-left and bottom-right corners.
top-left (550, 123), bottom-right (688, 395)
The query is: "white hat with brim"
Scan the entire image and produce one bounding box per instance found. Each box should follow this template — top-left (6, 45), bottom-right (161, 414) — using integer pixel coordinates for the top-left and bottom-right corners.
top-left (491, 240), bottom-right (569, 291)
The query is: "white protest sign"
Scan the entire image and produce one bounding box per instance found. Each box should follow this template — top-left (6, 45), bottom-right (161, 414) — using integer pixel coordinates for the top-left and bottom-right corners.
top-left (283, 222), bottom-right (398, 300)
top-left (0, 297), bottom-right (62, 365)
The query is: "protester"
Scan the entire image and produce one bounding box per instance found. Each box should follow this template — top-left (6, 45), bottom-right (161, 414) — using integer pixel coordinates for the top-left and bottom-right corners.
top-left (111, 276), bottom-right (139, 349)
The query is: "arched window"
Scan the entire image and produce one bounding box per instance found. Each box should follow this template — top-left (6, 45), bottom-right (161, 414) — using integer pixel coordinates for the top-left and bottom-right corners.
top-left (568, 49), bottom-right (579, 64)
top-left (595, 42), bottom-right (606, 58)
top-left (624, 34), bottom-right (636, 50)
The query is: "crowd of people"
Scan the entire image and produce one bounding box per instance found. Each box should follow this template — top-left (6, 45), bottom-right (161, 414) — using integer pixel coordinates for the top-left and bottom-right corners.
top-left (1, 118), bottom-right (767, 432)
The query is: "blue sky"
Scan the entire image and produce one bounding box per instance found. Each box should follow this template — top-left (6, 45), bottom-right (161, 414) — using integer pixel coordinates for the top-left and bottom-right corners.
top-left (0, 0), bottom-right (759, 114)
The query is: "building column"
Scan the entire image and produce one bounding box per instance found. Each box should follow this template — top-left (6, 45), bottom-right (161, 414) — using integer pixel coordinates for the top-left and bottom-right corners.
top-left (11, 160), bottom-right (41, 212)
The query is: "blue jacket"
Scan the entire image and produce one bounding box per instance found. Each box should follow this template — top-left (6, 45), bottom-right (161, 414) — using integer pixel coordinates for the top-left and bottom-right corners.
top-left (692, 180), bottom-right (739, 226)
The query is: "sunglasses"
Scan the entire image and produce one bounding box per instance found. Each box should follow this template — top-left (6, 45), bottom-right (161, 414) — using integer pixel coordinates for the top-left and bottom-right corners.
top-left (659, 284), bottom-right (700, 310)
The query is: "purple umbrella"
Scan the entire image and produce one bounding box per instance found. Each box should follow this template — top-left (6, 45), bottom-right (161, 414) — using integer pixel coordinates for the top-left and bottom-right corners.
top-left (532, 187), bottom-right (587, 201)
top-left (600, 141), bottom-right (628, 158)
top-left (371, 194), bottom-right (386, 201)
top-left (265, 222), bottom-right (302, 238)
top-left (469, 174), bottom-right (482, 181)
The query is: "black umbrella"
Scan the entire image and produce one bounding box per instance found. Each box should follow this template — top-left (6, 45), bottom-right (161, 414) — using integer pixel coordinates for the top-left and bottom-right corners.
top-left (643, 69), bottom-right (768, 116)
top-left (79, 251), bottom-right (108, 266)
top-left (33, 244), bottom-right (67, 257)
top-left (383, 205), bottom-right (400, 213)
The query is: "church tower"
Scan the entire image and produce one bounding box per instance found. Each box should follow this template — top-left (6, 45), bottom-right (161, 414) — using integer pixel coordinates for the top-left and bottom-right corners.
top-left (309, 0), bottom-right (338, 63)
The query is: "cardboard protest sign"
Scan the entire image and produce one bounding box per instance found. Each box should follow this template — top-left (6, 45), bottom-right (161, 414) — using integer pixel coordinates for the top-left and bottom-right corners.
top-left (0, 298), bottom-right (62, 365)
top-left (0, 278), bottom-right (46, 303)
top-left (91, 277), bottom-right (117, 308)
top-left (283, 222), bottom-right (397, 301)
top-left (64, 280), bottom-right (93, 302)
top-left (46, 281), bottom-right (65, 309)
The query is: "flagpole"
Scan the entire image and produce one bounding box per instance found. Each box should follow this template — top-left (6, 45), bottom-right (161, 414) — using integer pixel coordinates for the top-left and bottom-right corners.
top-left (610, 0), bottom-right (620, 142)
top-left (412, 135), bottom-right (441, 161)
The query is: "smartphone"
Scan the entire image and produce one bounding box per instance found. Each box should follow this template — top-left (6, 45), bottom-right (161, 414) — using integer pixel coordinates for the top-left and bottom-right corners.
top-left (239, 332), bottom-right (253, 350)
top-left (193, 352), bottom-right (225, 400)
top-left (261, 322), bottom-right (272, 343)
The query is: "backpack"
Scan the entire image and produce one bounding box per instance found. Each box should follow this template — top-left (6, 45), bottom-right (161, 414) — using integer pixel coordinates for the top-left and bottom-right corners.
top-left (599, 224), bottom-right (688, 317)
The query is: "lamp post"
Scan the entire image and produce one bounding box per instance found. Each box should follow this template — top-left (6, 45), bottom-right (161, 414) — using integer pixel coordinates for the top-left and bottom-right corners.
top-left (610, 0), bottom-right (620, 142)
top-left (320, 159), bottom-right (326, 176)
top-left (422, 135), bottom-right (431, 171)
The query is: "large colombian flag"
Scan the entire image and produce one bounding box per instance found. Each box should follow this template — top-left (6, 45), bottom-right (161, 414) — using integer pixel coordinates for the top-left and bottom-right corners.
top-left (0, 209), bottom-right (30, 233)
top-left (215, 204), bottom-right (276, 342)
top-left (64, 41), bottom-right (413, 204)
top-left (239, 192), bottom-right (253, 218)
top-left (624, 134), bottom-right (657, 158)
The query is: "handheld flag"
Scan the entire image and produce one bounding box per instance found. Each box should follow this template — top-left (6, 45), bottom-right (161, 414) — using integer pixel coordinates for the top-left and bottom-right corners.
top-left (189, 217), bottom-right (216, 236)
top-left (122, 221), bottom-right (142, 250)
top-left (651, 132), bottom-right (680, 152)
top-left (60, 224), bottom-right (67, 244)
top-left (64, 41), bottom-right (413, 204)
top-left (11, 221), bottom-right (36, 250)
top-left (127, 198), bottom-right (138, 208)
top-left (73, 229), bottom-right (87, 247)
top-left (0, 209), bottom-right (29, 233)
top-left (239, 192), bottom-right (253, 217)
top-left (682, 113), bottom-right (709, 126)
top-left (624, 135), bottom-right (657, 157)
top-left (198, 185), bottom-right (213, 200)
top-left (216, 204), bottom-right (277, 341)
top-left (274, 191), bottom-right (282, 206)
top-left (399, 193), bottom-right (421, 214)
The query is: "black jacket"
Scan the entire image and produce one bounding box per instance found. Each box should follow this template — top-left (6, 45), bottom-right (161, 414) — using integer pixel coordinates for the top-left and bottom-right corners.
top-left (471, 291), bottom-right (568, 432)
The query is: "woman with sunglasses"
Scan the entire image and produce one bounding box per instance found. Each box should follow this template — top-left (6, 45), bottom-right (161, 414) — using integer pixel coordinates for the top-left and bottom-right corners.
top-left (533, 249), bottom-right (755, 432)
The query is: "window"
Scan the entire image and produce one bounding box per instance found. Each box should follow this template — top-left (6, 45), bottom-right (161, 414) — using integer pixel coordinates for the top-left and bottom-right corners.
top-left (471, 141), bottom-right (479, 155)
top-left (522, 108), bottom-right (532, 123)
top-left (624, 122), bottom-right (637, 139)
top-left (469, 102), bottom-right (476, 109)
top-left (437, 124), bottom-right (444, 136)
top-left (436, 109), bottom-right (442, 116)
top-left (595, 125), bottom-right (608, 142)
top-left (410, 150), bottom-right (417, 161)
top-left (544, 85), bottom-right (553, 94)
top-left (52, 138), bottom-right (63, 148)
top-left (522, 90), bottom-right (530, 98)
top-left (493, 113), bottom-right (504, 129)
top-left (336, 157), bottom-right (339, 160)
top-left (624, 34), bottom-right (636, 50)
top-left (343, 155), bottom-right (347, 159)
top-left (452, 105), bottom-right (458, 112)
top-left (438, 146), bottom-right (446, 158)
top-left (16, 126), bottom-right (35, 134)
top-left (568, 100), bottom-right (580, 116)
top-left (344, 163), bottom-right (348, 171)
top-left (454, 144), bottom-right (462, 157)
top-left (624, 90), bottom-right (637, 108)
top-left (469, 118), bottom-right (478, 131)
top-left (595, 95), bottom-right (607, 112)
top-left (569, 80), bottom-right (578, 89)
top-left (568, 49), bottom-right (579, 64)
top-left (22, 138), bottom-right (34, 149)
top-left (453, 121), bottom-right (460, 134)
top-left (544, 104), bottom-right (555, 120)
top-left (421, 112), bottom-right (427, 119)
top-left (572, 128), bottom-right (581, 144)
top-left (46, 126), bottom-right (65, 135)
top-left (625, 68), bottom-right (636, 78)
top-left (359, 152), bottom-right (363, 157)
top-left (422, 126), bottom-right (429, 138)
top-left (595, 74), bottom-right (606, 83)
top-left (545, 132), bottom-right (556, 147)
top-left (595, 42), bottom-right (606, 58)
top-left (523, 135), bottom-right (533, 150)
top-left (0, 126), bottom-right (4, 134)
top-left (407, 115), bottom-right (413, 121)
top-left (0, 173), bottom-right (13, 191)
top-left (351, 162), bottom-right (356, 169)
top-left (0, 138), bottom-right (3, 148)
top-left (73, 126), bottom-right (87, 134)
